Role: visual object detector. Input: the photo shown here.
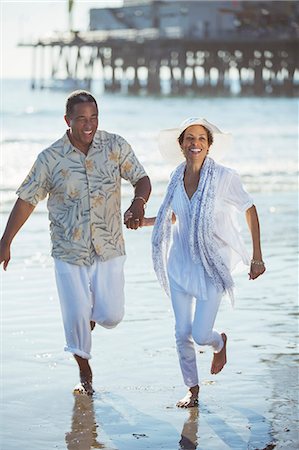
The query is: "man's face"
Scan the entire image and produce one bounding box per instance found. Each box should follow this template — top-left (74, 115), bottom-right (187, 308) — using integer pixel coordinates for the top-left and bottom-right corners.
top-left (64, 102), bottom-right (98, 153)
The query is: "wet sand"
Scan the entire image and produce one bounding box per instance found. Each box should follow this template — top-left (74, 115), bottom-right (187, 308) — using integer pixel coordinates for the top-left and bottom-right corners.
top-left (1, 192), bottom-right (298, 449)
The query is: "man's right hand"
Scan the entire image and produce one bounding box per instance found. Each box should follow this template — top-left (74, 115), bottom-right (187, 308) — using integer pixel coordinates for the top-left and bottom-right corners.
top-left (0, 239), bottom-right (11, 270)
top-left (0, 198), bottom-right (36, 271)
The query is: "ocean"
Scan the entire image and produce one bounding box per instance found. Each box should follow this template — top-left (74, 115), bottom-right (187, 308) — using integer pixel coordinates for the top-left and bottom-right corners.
top-left (1, 79), bottom-right (298, 449)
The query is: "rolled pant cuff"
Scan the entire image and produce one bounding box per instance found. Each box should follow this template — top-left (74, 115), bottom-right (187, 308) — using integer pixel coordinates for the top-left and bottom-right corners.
top-left (185, 379), bottom-right (199, 387)
top-left (214, 339), bottom-right (224, 354)
top-left (64, 346), bottom-right (91, 360)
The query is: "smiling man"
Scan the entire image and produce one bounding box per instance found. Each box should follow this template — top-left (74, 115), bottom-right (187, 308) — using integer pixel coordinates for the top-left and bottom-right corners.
top-left (0, 90), bottom-right (151, 395)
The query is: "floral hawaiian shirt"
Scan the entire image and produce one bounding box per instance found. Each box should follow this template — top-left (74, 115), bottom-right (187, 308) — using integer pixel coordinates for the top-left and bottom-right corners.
top-left (17, 130), bottom-right (147, 265)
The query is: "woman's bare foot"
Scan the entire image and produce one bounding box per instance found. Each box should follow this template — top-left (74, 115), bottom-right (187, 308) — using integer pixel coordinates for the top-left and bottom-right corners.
top-left (211, 333), bottom-right (227, 375)
top-left (177, 385), bottom-right (199, 408)
top-left (74, 355), bottom-right (94, 396)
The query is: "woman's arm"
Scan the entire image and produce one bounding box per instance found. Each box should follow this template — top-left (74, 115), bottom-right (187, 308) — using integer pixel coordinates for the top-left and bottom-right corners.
top-left (142, 217), bottom-right (156, 226)
top-left (124, 212), bottom-right (176, 227)
top-left (245, 205), bottom-right (266, 280)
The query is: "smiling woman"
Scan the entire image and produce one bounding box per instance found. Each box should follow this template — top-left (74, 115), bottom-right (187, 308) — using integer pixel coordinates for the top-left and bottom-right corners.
top-left (179, 126), bottom-right (211, 187)
top-left (158, 117), bottom-right (232, 166)
top-left (125, 116), bottom-right (266, 408)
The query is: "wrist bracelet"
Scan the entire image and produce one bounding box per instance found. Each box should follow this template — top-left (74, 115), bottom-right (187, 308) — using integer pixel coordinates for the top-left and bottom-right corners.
top-left (131, 196), bottom-right (147, 207)
top-left (251, 259), bottom-right (265, 266)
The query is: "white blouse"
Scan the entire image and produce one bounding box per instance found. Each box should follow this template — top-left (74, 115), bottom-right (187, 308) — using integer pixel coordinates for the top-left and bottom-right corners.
top-left (167, 166), bottom-right (253, 298)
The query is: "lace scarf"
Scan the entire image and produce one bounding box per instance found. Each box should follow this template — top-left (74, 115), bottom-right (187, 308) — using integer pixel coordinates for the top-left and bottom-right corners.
top-left (152, 157), bottom-right (234, 302)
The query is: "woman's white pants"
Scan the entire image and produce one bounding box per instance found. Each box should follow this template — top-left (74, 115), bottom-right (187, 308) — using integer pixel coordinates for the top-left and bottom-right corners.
top-left (54, 256), bottom-right (126, 360)
top-left (170, 277), bottom-right (223, 387)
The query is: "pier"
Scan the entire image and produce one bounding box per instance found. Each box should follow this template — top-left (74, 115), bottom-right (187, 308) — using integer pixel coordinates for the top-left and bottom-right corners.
top-left (18, 1), bottom-right (299, 97)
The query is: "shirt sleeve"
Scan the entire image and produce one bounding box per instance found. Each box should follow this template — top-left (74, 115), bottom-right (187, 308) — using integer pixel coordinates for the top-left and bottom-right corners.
top-left (117, 135), bottom-right (147, 185)
top-left (16, 153), bottom-right (51, 206)
top-left (225, 171), bottom-right (254, 212)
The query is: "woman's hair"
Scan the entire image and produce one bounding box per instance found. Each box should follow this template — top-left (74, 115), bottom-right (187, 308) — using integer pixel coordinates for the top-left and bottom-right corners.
top-left (178, 125), bottom-right (213, 147)
top-left (65, 90), bottom-right (98, 117)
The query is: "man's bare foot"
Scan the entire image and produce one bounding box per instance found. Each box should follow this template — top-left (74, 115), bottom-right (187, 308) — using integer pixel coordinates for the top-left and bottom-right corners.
top-left (74, 355), bottom-right (94, 395)
top-left (73, 380), bottom-right (94, 396)
top-left (211, 333), bottom-right (227, 375)
top-left (177, 385), bottom-right (199, 408)
top-left (90, 321), bottom-right (96, 331)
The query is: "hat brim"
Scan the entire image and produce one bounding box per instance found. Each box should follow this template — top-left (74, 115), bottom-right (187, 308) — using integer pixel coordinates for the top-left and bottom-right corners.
top-left (158, 127), bottom-right (232, 166)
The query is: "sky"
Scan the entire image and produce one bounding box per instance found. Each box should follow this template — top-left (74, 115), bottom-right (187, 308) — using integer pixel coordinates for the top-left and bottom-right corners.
top-left (1, 0), bottom-right (123, 79)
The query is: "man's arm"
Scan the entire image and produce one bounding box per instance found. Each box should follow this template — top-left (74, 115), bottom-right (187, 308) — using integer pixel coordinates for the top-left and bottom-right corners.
top-left (124, 176), bottom-right (151, 230)
top-left (0, 198), bottom-right (35, 270)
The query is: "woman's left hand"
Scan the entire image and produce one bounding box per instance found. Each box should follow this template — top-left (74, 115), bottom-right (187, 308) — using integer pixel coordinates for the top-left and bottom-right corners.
top-left (249, 261), bottom-right (266, 280)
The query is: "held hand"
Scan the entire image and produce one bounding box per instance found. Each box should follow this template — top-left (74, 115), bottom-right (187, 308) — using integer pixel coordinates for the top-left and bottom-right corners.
top-left (0, 239), bottom-right (11, 270)
top-left (124, 210), bottom-right (133, 223)
top-left (124, 211), bottom-right (155, 227)
top-left (123, 201), bottom-right (145, 230)
top-left (248, 259), bottom-right (266, 280)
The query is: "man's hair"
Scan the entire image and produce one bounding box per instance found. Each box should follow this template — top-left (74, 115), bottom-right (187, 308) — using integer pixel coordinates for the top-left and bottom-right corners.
top-left (178, 125), bottom-right (213, 147)
top-left (65, 90), bottom-right (98, 117)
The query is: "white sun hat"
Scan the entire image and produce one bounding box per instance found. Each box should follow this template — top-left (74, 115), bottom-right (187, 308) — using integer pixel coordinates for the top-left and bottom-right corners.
top-left (158, 117), bottom-right (232, 165)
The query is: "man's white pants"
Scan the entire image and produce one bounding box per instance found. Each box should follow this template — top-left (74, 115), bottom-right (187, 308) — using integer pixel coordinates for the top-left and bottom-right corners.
top-left (170, 276), bottom-right (223, 387)
top-left (54, 255), bottom-right (126, 360)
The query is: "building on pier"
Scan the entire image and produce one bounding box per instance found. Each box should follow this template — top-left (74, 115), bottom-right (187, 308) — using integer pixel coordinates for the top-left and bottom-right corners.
top-left (19, 0), bottom-right (299, 96)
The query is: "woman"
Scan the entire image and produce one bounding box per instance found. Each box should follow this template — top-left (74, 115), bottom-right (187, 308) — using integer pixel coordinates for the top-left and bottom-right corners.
top-left (125, 118), bottom-right (266, 408)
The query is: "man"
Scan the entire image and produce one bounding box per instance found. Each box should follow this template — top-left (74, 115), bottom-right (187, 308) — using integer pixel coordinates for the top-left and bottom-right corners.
top-left (0, 90), bottom-right (151, 395)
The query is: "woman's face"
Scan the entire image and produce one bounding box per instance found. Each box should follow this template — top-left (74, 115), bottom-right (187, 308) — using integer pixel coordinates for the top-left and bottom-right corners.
top-left (180, 125), bottom-right (210, 164)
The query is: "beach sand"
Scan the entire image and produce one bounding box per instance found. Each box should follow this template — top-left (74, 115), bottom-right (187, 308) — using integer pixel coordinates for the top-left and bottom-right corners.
top-left (1, 191), bottom-right (298, 450)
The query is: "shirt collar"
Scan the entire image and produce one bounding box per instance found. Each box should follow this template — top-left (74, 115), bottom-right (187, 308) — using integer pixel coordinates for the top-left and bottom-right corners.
top-left (61, 131), bottom-right (100, 156)
top-left (61, 132), bottom-right (76, 155)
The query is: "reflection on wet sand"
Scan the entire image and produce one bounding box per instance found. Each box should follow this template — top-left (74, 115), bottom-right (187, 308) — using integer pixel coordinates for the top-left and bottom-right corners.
top-left (179, 408), bottom-right (199, 450)
top-left (66, 395), bottom-right (106, 450)
top-left (66, 392), bottom-right (199, 450)
top-left (64, 390), bottom-right (279, 449)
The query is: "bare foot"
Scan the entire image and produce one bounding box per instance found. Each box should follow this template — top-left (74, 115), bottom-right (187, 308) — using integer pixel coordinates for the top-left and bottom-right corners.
top-left (177, 385), bottom-right (199, 408)
top-left (211, 333), bottom-right (227, 375)
top-left (74, 355), bottom-right (94, 396)
top-left (90, 321), bottom-right (96, 331)
top-left (73, 381), bottom-right (94, 396)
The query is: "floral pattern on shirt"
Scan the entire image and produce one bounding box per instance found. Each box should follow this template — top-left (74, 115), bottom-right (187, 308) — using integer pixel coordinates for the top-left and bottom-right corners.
top-left (17, 130), bottom-right (147, 265)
